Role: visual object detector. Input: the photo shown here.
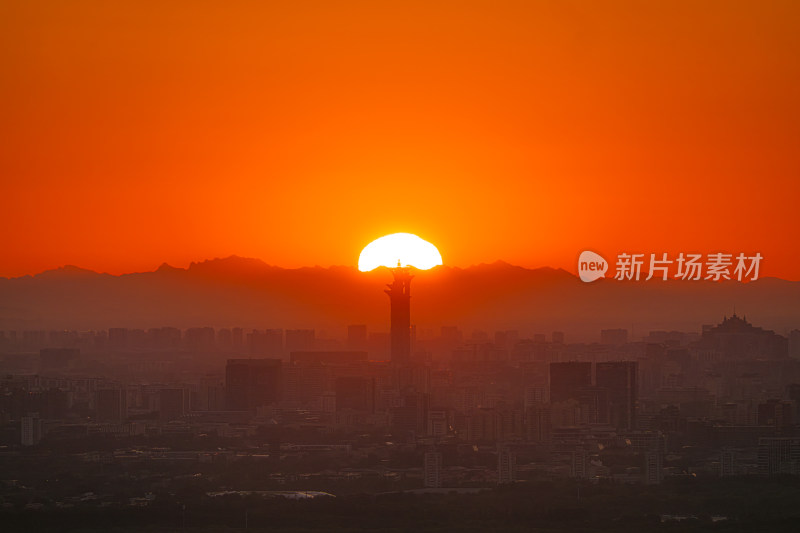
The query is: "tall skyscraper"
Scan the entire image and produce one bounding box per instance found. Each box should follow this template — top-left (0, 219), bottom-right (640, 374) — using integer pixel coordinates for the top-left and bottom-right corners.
top-left (596, 361), bottom-right (638, 431)
top-left (386, 266), bottom-right (412, 367)
top-left (549, 362), bottom-right (592, 403)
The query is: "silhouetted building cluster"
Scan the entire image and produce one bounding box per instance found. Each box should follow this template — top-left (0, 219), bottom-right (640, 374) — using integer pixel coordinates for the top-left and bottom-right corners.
top-left (548, 361), bottom-right (637, 431)
top-left (0, 312), bottom-right (798, 489)
top-left (225, 358), bottom-right (282, 411)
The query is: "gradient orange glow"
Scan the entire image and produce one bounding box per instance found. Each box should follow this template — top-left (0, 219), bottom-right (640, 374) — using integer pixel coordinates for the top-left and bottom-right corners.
top-left (1, 2), bottom-right (798, 279)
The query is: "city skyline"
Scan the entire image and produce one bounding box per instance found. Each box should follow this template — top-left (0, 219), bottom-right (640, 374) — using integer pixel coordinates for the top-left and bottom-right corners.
top-left (2, 2), bottom-right (799, 531)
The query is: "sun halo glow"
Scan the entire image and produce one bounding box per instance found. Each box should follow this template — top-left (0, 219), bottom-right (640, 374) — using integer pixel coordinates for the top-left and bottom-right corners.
top-left (358, 233), bottom-right (443, 272)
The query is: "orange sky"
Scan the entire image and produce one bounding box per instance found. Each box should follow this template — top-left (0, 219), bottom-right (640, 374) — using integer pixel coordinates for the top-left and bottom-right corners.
top-left (1, 1), bottom-right (799, 279)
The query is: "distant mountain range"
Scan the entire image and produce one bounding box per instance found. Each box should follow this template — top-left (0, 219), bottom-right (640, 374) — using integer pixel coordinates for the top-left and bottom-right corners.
top-left (0, 256), bottom-right (797, 341)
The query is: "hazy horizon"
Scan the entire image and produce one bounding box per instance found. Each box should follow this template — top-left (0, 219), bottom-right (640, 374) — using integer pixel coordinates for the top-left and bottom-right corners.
top-left (5, 254), bottom-right (798, 282)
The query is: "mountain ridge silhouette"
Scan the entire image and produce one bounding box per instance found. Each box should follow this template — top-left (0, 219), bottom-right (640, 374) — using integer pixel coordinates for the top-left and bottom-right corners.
top-left (0, 256), bottom-right (797, 340)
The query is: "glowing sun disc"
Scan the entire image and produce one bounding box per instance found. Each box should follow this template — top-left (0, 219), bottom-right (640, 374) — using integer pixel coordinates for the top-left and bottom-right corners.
top-left (358, 233), bottom-right (443, 272)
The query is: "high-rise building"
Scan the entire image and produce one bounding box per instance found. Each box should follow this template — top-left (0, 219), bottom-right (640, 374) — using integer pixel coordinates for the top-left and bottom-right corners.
top-left (524, 385), bottom-right (546, 406)
top-left (247, 329), bottom-right (283, 356)
top-left (720, 449), bottom-right (737, 477)
top-left (386, 267), bottom-right (412, 367)
top-left (225, 358), bottom-right (282, 411)
top-left (596, 361), bottom-right (638, 431)
top-left (497, 447), bottom-right (517, 484)
top-left (525, 403), bottom-right (552, 443)
top-left (285, 329), bottom-right (315, 353)
top-left (758, 437), bottom-right (800, 475)
top-left (789, 330), bottom-right (800, 360)
top-left (193, 376), bottom-right (226, 411)
top-left (600, 329), bottom-right (628, 345)
top-left (232, 327), bottom-right (244, 351)
top-left (494, 330), bottom-right (519, 350)
top-left (576, 386), bottom-right (610, 425)
top-left (285, 351), bottom-right (370, 406)
top-left (695, 314), bottom-right (787, 360)
top-left (757, 399), bottom-right (794, 429)
top-left (644, 449), bottom-right (664, 485)
top-left (390, 391), bottom-right (428, 439)
top-left (549, 362), bottom-right (591, 403)
top-left (424, 451), bottom-right (442, 488)
top-left (96, 388), bottom-right (127, 422)
top-left (571, 448), bottom-right (588, 479)
top-left (786, 383), bottom-right (800, 423)
top-left (427, 410), bottom-right (448, 437)
top-left (185, 327), bottom-right (215, 352)
top-left (21, 414), bottom-right (42, 446)
top-left (128, 329), bottom-right (147, 349)
top-left (149, 327), bottom-right (182, 350)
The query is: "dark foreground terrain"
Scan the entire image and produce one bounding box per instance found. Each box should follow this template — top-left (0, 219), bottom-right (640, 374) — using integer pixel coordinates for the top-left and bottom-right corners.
top-left (3, 477), bottom-right (800, 532)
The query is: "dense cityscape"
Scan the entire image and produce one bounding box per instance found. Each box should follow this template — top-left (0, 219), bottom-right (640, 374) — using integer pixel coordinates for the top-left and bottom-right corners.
top-left (4, 1), bottom-right (799, 530)
top-left (3, 291), bottom-right (800, 530)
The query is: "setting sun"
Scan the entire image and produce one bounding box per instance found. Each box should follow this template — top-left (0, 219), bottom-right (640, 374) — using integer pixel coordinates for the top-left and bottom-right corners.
top-left (358, 233), bottom-right (443, 272)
